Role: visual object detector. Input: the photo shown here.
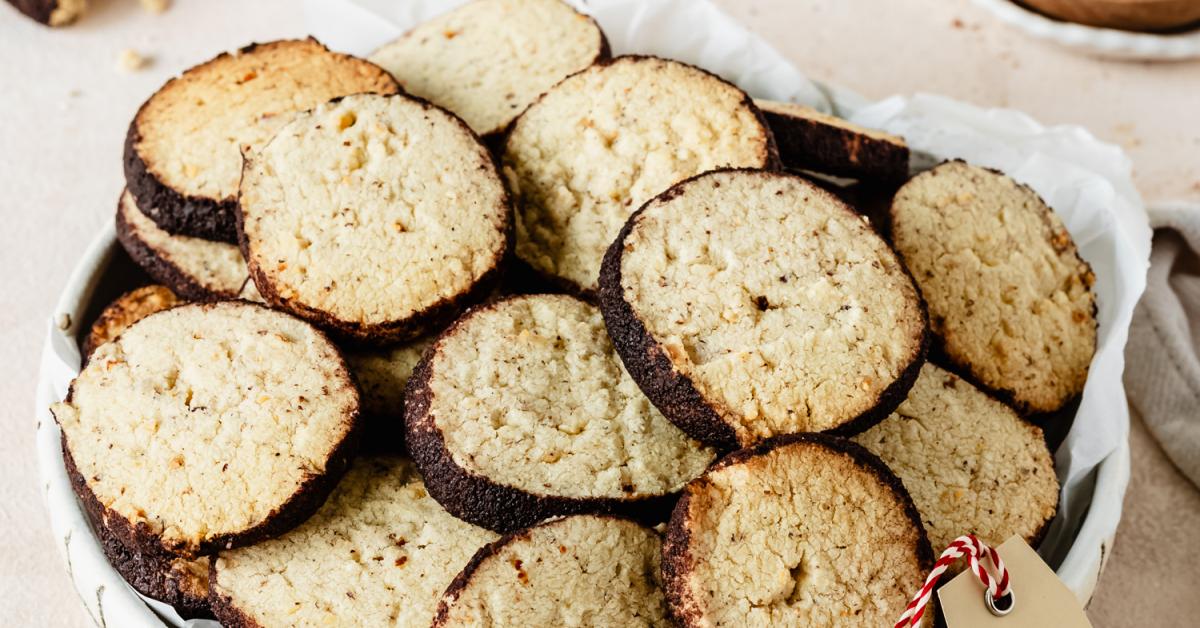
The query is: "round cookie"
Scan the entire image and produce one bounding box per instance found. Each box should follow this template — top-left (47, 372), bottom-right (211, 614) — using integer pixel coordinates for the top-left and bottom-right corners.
top-left (210, 456), bottom-right (497, 628)
top-left (238, 92), bottom-right (511, 345)
top-left (663, 434), bottom-right (933, 627)
top-left (92, 516), bottom-right (213, 620)
top-left (756, 99), bottom-right (909, 183)
top-left (434, 515), bottom-right (671, 627)
top-left (343, 335), bottom-right (434, 452)
top-left (599, 169), bottom-right (928, 448)
top-left (852, 363), bottom-right (1059, 551)
top-left (8, 0), bottom-right (87, 26)
top-left (889, 160), bottom-right (1097, 415)
top-left (406, 294), bottom-right (716, 532)
top-left (52, 301), bottom-right (360, 558)
top-left (369, 0), bottom-right (609, 138)
top-left (116, 190), bottom-right (251, 301)
top-left (503, 55), bottom-right (777, 296)
top-left (82, 285), bottom-right (180, 357)
top-left (125, 38), bottom-right (399, 242)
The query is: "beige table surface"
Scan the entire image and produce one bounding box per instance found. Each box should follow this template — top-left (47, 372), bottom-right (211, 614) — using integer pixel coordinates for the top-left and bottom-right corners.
top-left (1, 0), bottom-right (1196, 626)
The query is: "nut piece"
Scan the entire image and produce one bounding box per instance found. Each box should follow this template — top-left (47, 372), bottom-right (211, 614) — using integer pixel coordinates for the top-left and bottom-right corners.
top-left (139, 0), bottom-right (169, 13)
top-left (117, 49), bottom-right (150, 72)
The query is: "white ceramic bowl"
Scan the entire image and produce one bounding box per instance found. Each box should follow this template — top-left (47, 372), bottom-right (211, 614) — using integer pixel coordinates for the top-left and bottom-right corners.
top-left (973, 0), bottom-right (1200, 60)
top-left (36, 1), bottom-right (1150, 624)
top-left (32, 154), bottom-right (1136, 628)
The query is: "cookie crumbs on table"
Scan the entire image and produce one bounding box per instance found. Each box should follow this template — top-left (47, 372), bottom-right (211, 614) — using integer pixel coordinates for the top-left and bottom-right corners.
top-left (116, 49), bottom-right (150, 72)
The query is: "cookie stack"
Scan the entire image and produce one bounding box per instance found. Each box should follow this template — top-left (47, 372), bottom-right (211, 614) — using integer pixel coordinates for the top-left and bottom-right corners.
top-left (54, 1), bottom-right (1093, 625)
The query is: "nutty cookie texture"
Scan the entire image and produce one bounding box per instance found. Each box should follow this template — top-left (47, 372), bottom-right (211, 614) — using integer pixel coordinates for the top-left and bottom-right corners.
top-left (238, 92), bottom-right (511, 345)
top-left (211, 457), bottom-right (497, 628)
top-left (434, 515), bottom-right (671, 627)
top-left (54, 301), bottom-right (360, 559)
top-left (125, 38), bottom-right (398, 242)
top-left (853, 363), bottom-right (1059, 551)
top-left (600, 168), bottom-right (927, 448)
top-left (405, 294), bottom-right (715, 532)
top-left (116, 190), bottom-right (251, 301)
top-left (663, 434), bottom-right (933, 627)
top-left (82, 285), bottom-right (180, 357)
top-left (370, 0), bottom-right (609, 138)
top-left (343, 336), bottom-right (434, 452)
top-left (503, 55), bottom-right (777, 296)
top-left (890, 160), bottom-right (1096, 415)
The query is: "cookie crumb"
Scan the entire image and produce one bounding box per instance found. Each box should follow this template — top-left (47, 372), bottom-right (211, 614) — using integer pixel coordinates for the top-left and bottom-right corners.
top-left (56, 313), bottom-right (72, 331)
top-left (140, 0), bottom-right (170, 14)
top-left (117, 49), bottom-right (150, 72)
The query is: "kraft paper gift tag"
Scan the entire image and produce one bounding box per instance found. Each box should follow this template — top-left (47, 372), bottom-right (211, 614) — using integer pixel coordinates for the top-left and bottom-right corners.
top-left (938, 536), bottom-right (1091, 627)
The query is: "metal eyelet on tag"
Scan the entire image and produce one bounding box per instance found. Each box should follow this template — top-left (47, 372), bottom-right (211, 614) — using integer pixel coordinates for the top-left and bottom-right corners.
top-left (985, 589), bottom-right (1015, 617)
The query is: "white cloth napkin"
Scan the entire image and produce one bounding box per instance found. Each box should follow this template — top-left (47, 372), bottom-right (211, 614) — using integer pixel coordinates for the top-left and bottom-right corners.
top-left (1126, 203), bottom-right (1200, 487)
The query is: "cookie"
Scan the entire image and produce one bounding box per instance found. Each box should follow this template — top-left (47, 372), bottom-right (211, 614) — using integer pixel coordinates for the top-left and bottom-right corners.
top-left (756, 99), bottom-right (908, 183)
top-left (81, 285), bottom-right (180, 357)
top-left (663, 434), bottom-right (933, 627)
top-left (238, 92), bottom-right (511, 345)
top-left (434, 515), bottom-right (671, 627)
top-left (834, 180), bottom-right (900, 239)
top-left (503, 55), bottom-right (777, 296)
top-left (6, 0), bottom-right (86, 25)
top-left (124, 38), bottom-right (398, 242)
top-left (210, 456), bottom-right (497, 628)
top-left (406, 294), bottom-right (716, 532)
top-left (599, 169), bottom-right (927, 447)
top-left (52, 301), bottom-right (360, 558)
top-left (889, 160), bottom-right (1097, 414)
top-left (115, 190), bottom-right (250, 301)
top-left (853, 363), bottom-right (1059, 550)
top-left (91, 514), bottom-right (212, 620)
top-left (370, 0), bottom-right (608, 138)
top-left (343, 336), bottom-right (434, 452)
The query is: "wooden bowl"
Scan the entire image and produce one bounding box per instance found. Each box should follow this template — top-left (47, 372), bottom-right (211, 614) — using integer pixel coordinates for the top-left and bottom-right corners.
top-left (1019, 0), bottom-right (1200, 32)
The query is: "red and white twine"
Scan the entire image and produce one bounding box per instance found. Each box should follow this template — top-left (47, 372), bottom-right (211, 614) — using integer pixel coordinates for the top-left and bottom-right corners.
top-left (894, 534), bottom-right (1011, 628)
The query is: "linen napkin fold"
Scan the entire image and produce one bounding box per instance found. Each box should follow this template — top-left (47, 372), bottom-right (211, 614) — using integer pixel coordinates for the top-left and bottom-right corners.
top-left (1125, 203), bottom-right (1200, 488)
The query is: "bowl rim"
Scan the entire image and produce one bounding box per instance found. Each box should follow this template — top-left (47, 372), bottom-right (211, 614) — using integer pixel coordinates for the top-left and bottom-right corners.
top-left (972, 0), bottom-right (1200, 60)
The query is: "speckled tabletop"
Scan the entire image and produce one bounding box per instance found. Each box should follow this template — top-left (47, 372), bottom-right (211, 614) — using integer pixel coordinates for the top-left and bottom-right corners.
top-left (1, 1), bottom-right (1196, 626)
